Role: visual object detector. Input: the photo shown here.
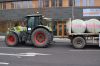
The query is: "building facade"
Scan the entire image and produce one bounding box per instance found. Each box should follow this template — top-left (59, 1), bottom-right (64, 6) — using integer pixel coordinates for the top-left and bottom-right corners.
top-left (0, 0), bottom-right (100, 36)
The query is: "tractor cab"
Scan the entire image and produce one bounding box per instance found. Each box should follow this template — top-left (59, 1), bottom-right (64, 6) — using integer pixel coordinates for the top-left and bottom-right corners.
top-left (25, 14), bottom-right (43, 32)
top-left (25, 14), bottom-right (52, 33)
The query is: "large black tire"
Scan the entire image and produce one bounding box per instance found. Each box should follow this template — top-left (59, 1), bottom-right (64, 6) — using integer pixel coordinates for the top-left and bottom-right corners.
top-left (5, 33), bottom-right (19, 47)
top-left (72, 36), bottom-right (86, 49)
top-left (31, 28), bottom-right (51, 48)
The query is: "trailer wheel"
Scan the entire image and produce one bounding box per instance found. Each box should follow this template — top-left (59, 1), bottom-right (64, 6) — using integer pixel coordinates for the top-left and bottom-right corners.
top-left (72, 36), bottom-right (86, 49)
top-left (5, 33), bottom-right (18, 47)
top-left (31, 28), bottom-right (51, 48)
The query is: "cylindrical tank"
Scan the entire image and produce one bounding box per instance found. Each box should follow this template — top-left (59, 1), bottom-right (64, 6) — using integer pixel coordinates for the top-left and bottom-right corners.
top-left (71, 19), bottom-right (86, 33)
top-left (85, 19), bottom-right (100, 33)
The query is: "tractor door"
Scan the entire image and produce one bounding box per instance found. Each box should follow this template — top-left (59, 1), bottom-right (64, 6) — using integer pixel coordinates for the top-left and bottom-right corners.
top-left (27, 17), bottom-right (35, 33)
top-left (28, 17), bottom-right (35, 28)
top-left (27, 16), bottom-right (42, 33)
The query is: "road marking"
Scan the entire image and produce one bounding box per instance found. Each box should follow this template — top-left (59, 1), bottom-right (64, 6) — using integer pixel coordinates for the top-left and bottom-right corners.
top-left (0, 62), bottom-right (9, 65)
top-left (69, 50), bottom-right (100, 52)
top-left (0, 47), bottom-right (32, 49)
top-left (0, 52), bottom-right (51, 57)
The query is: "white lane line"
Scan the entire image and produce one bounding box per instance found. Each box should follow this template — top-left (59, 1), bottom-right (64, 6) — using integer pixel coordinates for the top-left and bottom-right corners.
top-left (0, 47), bottom-right (32, 49)
top-left (69, 50), bottom-right (100, 52)
top-left (0, 62), bottom-right (9, 65)
top-left (0, 52), bottom-right (51, 57)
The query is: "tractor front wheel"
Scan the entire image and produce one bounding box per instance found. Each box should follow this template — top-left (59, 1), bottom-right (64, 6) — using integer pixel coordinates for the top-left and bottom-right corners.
top-left (5, 33), bottom-right (19, 47)
top-left (31, 28), bottom-right (51, 48)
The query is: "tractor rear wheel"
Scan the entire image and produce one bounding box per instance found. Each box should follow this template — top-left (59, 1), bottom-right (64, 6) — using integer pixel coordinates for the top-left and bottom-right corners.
top-left (5, 33), bottom-right (19, 47)
top-left (31, 28), bottom-right (51, 48)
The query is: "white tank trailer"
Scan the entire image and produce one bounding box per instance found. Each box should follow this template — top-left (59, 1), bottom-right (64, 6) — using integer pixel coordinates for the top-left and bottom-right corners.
top-left (66, 18), bottom-right (100, 49)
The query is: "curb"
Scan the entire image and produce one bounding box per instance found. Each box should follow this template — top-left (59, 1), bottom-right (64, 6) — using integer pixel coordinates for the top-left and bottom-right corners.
top-left (0, 36), bottom-right (5, 42)
top-left (54, 38), bottom-right (70, 42)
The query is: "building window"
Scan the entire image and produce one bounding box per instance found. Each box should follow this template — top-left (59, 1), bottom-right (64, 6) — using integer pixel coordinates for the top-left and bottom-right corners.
top-left (75, 0), bottom-right (80, 6)
top-left (74, 0), bottom-right (95, 6)
top-left (12, 1), bottom-right (33, 9)
top-left (3, 3), bottom-right (6, 9)
top-left (45, 0), bottom-right (49, 7)
top-left (13, 2), bottom-right (21, 9)
top-left (83, 0), bottom-right (94, 6)
top-left (82, 0), bottom-right (86, 6)
top-left (51, 0), bottom-right (57, 7)
top-left (28, 1), bottom-right (33, 8)
top-left (59, 0), bottom-right (62, 7)
top-left (11, 2), bottom-right (14, 9)
top-left (38, 0), bottom-right (43, 8)
top-left (90, 0), bottom-right (94, 6)
top-left (6, 2), bottom-right (12, 9)
top-left (24, 1), bottom-right (33, 8)
top-left (0, 2), bottom-right (14, 10)
top-left (69, 0), bottom-right (73, 6)
top-left (21, 1), bottom-right (28, 8)
top-left (21, 1), bottom-right (33, 8)
top-left (51, 0), bottom-right (63, 7)
top-left (38, 0), bottom-right (50, 8)
top-left (0, 3), bottom-right (3, 10)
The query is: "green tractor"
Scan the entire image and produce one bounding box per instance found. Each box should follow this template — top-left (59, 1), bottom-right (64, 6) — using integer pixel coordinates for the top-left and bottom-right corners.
top-left (5, 14), bottom-right (53, 48)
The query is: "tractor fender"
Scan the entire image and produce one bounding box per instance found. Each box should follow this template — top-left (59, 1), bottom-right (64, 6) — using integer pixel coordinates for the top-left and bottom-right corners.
top-left (32, 25), bottom-right (52, 33)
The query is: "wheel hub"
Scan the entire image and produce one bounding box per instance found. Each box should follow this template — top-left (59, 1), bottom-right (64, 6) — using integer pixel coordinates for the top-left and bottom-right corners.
top-left (34, 32), bottom-right (46, 44)
top-left (36, 34), bottom-right (45, 43)
top-left (7, 35), bottom-right (15, 45)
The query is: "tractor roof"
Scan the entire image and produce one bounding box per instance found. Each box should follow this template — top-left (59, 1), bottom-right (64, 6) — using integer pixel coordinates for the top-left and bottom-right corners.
top-left (26, 14), bottom-right (42, 17)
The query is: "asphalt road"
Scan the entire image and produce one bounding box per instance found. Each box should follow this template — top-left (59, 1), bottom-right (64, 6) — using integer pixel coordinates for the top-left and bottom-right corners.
top-left (0, 38), bottom-right (100, 66)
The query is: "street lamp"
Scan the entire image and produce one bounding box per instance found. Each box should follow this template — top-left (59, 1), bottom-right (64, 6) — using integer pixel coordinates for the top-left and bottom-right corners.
top-left (72, 0), bottom-right (75, 19)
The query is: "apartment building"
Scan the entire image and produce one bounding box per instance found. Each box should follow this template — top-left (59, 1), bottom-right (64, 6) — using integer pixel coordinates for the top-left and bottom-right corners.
top-left (0, 0), bottom-right (100, 36)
